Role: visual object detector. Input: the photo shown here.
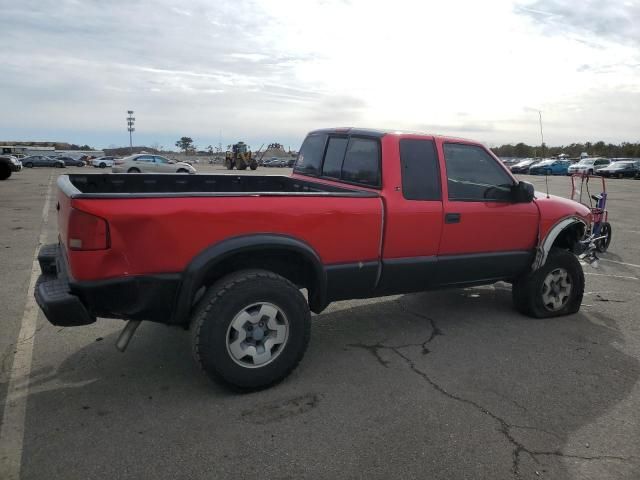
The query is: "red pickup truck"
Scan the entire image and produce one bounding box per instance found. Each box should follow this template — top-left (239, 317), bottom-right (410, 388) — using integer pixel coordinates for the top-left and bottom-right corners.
top-left (36, 128), bottom-right (592, 390)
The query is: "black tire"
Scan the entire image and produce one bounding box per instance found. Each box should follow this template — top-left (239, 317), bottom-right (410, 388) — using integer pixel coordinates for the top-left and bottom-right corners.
top-left (237, 163), bottom-right (248, 170)
top-left (596, 222), bottom-right (612, 252)
top-left (512, 247), bottom-right (584, 318)
top-left (225, 161), bottom-right (234, 170)
top-left (0, 164), bottom-right (11, 180)
top-left (99, 163), bottom-right (106, 168)
top-left (588, 169), bottom-right (593, 175)
top-left (191, 269), bottom-right (311, 391)
top-left (127, 168), bottom-right (140, 173)
top-left (177, 168), bottom-right (188, 173)
top-left (250, 162), bottom-right (258, 170)
top-left (24, 162), bottom-right (34, 168)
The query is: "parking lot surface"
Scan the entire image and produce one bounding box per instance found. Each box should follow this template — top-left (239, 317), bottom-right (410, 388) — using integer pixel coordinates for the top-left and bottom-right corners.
top-left (1, 166), bottom-right (639, 479)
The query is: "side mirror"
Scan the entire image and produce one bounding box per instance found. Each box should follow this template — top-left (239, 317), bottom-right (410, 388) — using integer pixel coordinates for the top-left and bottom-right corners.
top-left (513, 181), bottom-right (535, 203)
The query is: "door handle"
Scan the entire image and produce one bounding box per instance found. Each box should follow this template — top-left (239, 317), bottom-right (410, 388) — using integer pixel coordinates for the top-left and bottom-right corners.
top-left (445, 213), bottom-right (461, 224)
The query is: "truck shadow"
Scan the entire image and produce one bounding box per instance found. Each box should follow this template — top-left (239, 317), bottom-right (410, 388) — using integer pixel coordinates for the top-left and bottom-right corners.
top-left (22, 285), bottom-right (640, 479)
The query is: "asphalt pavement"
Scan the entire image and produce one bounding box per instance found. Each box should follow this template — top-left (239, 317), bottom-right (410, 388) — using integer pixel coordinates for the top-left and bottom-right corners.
top-left (1, 166), bottom-right (639, 479)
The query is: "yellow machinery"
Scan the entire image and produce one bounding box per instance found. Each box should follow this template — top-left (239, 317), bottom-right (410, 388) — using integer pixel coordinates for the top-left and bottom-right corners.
top-left (224, 142), bottom-right (258, 170)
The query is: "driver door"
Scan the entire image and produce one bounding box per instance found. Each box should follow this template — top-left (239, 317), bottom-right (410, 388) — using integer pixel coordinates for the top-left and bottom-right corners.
top-left (153, 155), bottom-right (171, 172)
top-left (436, 141), bottom-right (539, 285)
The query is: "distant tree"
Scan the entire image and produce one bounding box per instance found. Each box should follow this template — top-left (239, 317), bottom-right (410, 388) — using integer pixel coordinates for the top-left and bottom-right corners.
top-left (175, 137), bottom-right (194, 153)
top-left (207, 144), bottom-right (214, 155)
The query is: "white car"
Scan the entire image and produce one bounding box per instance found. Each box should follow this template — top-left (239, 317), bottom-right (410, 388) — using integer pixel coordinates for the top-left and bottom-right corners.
top-left (92, 156), bottom-right (116, 168)
top-left (111, 154), bottom-right (196, 174)
top-left (567, 157), bottom-right (610, 175)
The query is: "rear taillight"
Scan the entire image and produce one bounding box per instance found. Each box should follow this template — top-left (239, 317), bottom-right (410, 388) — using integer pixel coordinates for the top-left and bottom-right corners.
top-left (68, 208), bottom-right (109, 250)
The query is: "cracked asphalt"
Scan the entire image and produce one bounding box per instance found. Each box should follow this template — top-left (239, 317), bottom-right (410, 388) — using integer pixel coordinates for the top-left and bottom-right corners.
top-left (1, 166), bottom-right (640, 479)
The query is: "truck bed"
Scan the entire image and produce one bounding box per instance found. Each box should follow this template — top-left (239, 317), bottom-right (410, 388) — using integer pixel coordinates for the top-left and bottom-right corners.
top-left (59, 174), bottom-right (377, 198)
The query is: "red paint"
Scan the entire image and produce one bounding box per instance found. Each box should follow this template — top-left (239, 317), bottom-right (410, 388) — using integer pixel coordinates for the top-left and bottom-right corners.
top-left (60, 131), bottom-right (591, 282)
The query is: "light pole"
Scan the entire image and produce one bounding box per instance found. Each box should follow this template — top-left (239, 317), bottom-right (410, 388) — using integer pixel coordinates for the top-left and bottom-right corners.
top-left (127, 110), bottom-right (135, 153)
top-left (538, 110), bottom-right (545, 158)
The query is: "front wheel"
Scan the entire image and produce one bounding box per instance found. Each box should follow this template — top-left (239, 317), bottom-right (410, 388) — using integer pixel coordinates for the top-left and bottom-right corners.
top-left (99, 163), bottom-right (106, 168)
top-left (24, 162), bottom-right (34, 168)
top-left (512, 247), bottom-right (584, 318)
top-left (191, 269), bottom-right (311, 391)
top-left (250, 162), bottom-right (258, 170)
top-left (127, 167), bottom-right (140, 173)
top-left (177, 168), bottom-right (188, 173)
top-left (596, 222), bottom-right (612, 252)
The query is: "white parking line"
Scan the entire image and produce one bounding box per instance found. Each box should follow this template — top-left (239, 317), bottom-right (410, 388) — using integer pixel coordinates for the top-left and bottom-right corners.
top-left (599, 258), bottom-right (640, 269)
top-left (0, 174), bottom-right (53, 480)
top-left (585, 272), bottom-right (639, 281)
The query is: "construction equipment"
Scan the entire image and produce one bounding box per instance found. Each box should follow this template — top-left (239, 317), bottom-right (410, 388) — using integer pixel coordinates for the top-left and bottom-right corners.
top-left (224, 142), bottom-right (258, 170)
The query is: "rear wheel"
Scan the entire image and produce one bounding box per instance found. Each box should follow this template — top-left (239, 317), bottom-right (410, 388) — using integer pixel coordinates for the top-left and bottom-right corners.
top-left (596, 222), bottom-right (612, 252)
top-left (127, 167), bottom-right (140, 173)
top-left (99, 163), bottom-right (106, 168)
top-left (177, 168), bottom-right (188, 173)
top-left (191, 269), bottom-right (311, 390)
top-left (24, 162), bottom-right (34, 168)
top-left (0, 164), bottom-right (11, 180)
top-left (512, 247), bottom-right (584, 318)
top-left (250, 161), bottom-right (258, 170)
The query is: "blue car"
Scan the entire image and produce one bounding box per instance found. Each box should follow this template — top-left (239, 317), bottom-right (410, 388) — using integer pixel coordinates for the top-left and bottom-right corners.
top-left (528, 159), bottom-right (570, 175)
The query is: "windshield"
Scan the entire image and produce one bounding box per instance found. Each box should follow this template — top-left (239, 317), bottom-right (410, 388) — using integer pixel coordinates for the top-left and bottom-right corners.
top-left (578, 159), bottom-right (595, 165)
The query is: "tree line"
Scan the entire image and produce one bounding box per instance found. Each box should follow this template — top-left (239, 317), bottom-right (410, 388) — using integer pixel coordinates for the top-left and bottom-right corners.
top-left (491, 141), bottom-right (640, 159)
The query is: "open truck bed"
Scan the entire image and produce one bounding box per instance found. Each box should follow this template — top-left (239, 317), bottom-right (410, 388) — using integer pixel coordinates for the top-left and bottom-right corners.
top-left (59, 173), bottom-right (378, 198)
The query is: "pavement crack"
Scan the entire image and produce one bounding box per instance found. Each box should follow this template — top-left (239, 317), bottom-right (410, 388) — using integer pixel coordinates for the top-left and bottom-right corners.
top-left (388, 348), bottom-right (631, 477)
top-left (347, 343), bottom-right (391, 368)
top-left (394, 299), bottom-right (443, 354)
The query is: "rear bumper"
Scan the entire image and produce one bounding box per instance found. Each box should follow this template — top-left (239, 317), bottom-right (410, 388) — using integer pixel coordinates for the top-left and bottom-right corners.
top-left (35, 244), bottom-right (181, 326)
top-left (35, 244), bottom-right (95, 326)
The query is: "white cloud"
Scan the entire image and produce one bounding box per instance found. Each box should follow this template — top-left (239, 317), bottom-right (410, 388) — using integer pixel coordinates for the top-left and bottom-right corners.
top-left (0, 0), bottom-right (638, 147)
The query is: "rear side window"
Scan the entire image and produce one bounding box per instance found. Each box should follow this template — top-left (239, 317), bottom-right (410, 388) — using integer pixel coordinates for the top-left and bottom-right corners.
top-left (341, 138), bottom-right (380, 187)
top-left (294, 134), bottom-right (327, 176)
top-left (399, 139), bottom-right (441, 200)
top-left (322, 137), bottom-right (348, 178)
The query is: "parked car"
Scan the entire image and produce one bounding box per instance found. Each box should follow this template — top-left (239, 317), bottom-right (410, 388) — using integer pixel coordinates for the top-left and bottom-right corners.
top-left (510, 158), bottom-right (539, 173)
top-left (57, 156), bottom-right (85, 167)
top-left (21, 155), bottom-right (65, 168)
top-left (91, 156), bottom-right (116, 168)
top-left (35, 127), bottom-right (593, 391)
top-left (112, 154), bottom-right (196, 174)
top-left (567, 157), bottom-right (610, 175)
top-left (528, 159), bottom-right (570, 175)
top-left (0, 155), bottom-right (22, 180)
top-left (596, 160), bottom-right (640, 178)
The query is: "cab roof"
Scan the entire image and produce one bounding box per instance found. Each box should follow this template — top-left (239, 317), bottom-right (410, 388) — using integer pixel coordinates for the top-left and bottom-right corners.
top-left (307, 127), bottom-right (479, 144)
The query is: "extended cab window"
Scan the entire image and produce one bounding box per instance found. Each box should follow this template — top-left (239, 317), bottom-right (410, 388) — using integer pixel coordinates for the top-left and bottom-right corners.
top-left (322, 137), bottom-right (348, 178)
top-left (443, 143), bottom-right (514, 201)
top-left (341, 138), bottom-right (380, 187)
top-left (294, 134), bottom-right (327, 176)
top-left (399, 139), bottom-right (441, 200)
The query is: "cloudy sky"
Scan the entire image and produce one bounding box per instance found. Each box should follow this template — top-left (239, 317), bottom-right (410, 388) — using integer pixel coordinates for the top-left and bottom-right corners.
top-left (1, 0), bottom-right (639, 150)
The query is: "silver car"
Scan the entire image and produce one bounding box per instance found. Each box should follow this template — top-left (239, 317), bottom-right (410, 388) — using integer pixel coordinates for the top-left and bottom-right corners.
top-left (112, 154), bottom-right (197, 174)
top-left (567, 157), bottom-right (610, 175)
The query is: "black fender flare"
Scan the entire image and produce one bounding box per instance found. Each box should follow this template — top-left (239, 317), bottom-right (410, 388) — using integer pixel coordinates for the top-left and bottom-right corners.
top-left (171, 234), bottom-right (327, 324)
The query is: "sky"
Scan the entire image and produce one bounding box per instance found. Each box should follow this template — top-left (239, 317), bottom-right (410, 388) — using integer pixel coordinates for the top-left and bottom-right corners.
top-left (1, 0), bottom-right (639, 150)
